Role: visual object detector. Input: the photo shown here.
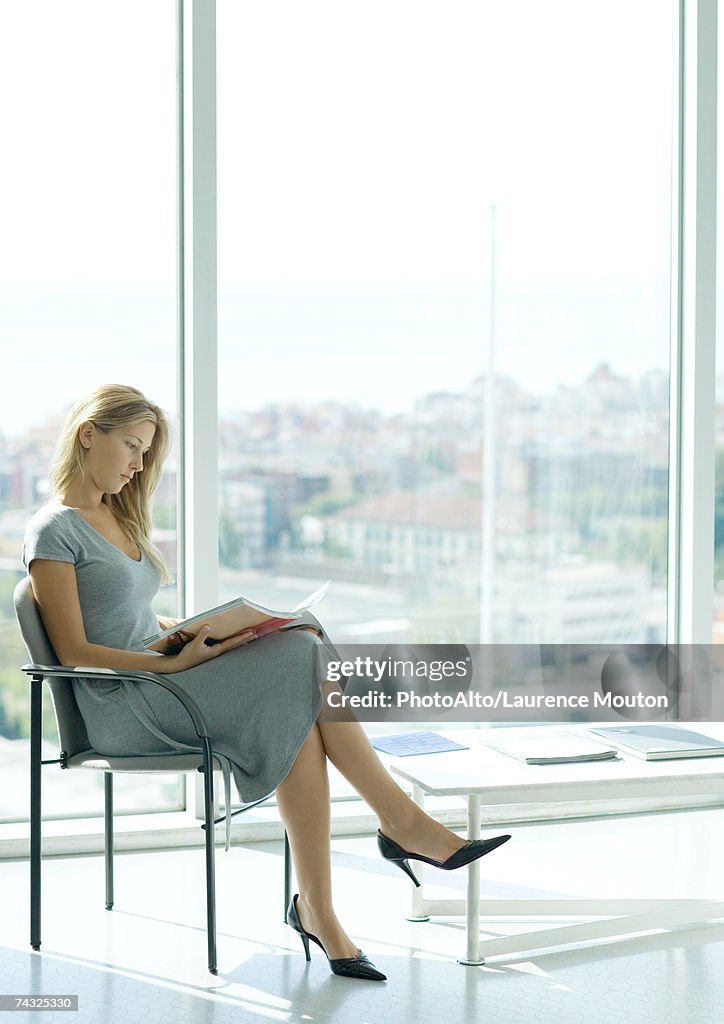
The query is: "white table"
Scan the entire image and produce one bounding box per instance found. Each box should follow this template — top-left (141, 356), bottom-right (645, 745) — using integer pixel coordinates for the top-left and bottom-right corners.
top-left (387, 728), bottom-right (724, 965)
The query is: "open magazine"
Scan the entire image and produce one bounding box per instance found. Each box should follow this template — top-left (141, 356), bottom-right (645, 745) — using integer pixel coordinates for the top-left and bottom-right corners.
top-left (589, 724), bottom-right (724, 760)
top-left (482, 728), bottom-right (618, 765)
top-left (143, 581), bottom-right (330, 649)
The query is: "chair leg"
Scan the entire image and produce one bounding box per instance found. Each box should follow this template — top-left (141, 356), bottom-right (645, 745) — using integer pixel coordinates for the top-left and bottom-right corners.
top-left (283, 830), bottom-right (291, 922)
top-left (201, 740), bottom-right (218, 974)
top-left (29, 677), bottom-right (42, 951)
top-left (104, 773), bottom-right (114, 910)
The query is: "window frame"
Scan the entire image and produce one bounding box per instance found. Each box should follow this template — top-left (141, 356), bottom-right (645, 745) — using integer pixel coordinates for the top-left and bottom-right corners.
top-left (1, 0), bottom-right (718, 857)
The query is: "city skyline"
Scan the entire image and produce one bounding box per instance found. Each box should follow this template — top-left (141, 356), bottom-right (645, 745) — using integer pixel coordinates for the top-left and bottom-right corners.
top-left (1, 347), bottom-right (673, 444)
top-left (1, 279), bottom-right (678, 440)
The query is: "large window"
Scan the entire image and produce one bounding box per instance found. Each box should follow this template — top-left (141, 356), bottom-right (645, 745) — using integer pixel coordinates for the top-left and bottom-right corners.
top-left (0, 1), bottom-right (179, 822)
top-left (217, 0), bottom-right (673, 647)
top-left (4, 1), bottom-right (715, 842)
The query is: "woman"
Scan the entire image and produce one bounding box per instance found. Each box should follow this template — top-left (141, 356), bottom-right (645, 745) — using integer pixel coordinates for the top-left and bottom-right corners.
top-left (22, 384), bottom-right (510, 982)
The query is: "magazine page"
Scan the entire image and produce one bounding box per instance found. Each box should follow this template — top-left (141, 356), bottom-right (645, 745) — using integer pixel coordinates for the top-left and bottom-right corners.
top-left (143, 580), bottom-right (330, 648)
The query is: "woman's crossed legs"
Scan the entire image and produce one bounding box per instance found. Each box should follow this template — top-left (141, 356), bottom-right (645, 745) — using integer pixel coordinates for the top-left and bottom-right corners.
top-left (275, 714), bottom-right (473, 961)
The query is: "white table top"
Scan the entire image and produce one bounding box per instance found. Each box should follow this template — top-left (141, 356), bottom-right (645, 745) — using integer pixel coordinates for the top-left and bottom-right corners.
top-left (386, 726), bottom-right (724, 801)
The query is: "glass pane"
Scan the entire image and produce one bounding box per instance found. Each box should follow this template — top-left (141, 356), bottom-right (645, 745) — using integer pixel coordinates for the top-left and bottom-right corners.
top-left (217, 0), bottom-right (673, 654)
top-left (0, 0), bottom-right (180, 822)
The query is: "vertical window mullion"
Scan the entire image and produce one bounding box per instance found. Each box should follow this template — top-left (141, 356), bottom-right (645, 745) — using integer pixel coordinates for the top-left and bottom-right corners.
top-left (179, 0), bottom-right (219, 818)
top-left (669, 0), bottom-right (717, 648)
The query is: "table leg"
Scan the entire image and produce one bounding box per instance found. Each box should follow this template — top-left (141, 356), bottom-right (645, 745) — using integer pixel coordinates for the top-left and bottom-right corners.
top-left (406, 783), bottom-right (430, 922)
top-left (458, 794), bottom-right (484, 966)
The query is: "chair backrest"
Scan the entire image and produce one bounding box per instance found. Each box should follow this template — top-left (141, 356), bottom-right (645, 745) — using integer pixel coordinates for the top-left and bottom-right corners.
top-left (13, 575), bottom-right (92, 757)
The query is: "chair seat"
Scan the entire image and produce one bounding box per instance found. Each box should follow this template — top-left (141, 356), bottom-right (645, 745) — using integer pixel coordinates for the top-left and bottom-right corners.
top-left (66, 750), bottom-right (226, 773)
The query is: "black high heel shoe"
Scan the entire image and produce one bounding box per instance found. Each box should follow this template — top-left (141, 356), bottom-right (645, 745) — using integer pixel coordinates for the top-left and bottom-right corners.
top-left (377, 829), bottom-right (511, 887)
top-left (287, 894), bottom-right (387, 981)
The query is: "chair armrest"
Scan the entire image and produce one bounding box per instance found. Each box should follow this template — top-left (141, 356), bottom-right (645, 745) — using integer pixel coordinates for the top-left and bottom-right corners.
top-left (21, 663), bottom-right (211, 740)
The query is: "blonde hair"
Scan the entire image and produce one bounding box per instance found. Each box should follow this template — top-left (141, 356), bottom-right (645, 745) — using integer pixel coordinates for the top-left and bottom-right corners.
top-left (49, 385), bottom-right (173, 584)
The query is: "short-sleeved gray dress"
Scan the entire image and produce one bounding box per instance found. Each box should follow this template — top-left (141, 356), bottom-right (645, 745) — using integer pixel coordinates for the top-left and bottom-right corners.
top-left (22, 501), bottom-right (335, 835)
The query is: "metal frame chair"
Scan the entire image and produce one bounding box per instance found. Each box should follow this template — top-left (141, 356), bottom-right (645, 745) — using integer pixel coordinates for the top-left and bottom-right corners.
top-left (13, 575), bottom-right (292, 974)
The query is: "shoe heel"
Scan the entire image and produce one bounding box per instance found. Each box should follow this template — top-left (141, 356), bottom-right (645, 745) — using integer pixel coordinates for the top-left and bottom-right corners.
top-left (394, 858), bottom-right (421, 887)
top-left (288, 894), bottom-right (312, 961)
top-left (377, 831), bottom-right (422, 886)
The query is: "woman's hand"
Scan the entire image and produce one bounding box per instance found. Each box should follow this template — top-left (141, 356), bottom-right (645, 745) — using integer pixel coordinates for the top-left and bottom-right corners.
top-left (155, 624), bottom-right (255, 672)
top-left (161, 629), bottom-right (194, 654)
top-left (145, 616), bottom-right (191, 655)
top-left (157, 615), bottom-right (182, 632)
top-left (157, 616), bottom-right (184, 651)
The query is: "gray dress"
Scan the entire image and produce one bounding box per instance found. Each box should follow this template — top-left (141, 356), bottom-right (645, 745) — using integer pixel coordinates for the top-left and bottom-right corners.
top-left (22, 502), bottom-right (335, 834)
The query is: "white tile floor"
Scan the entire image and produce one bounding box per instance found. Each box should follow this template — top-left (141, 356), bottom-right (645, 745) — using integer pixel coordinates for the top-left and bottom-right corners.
top-left (2, 807), bottom-right (724, 1024)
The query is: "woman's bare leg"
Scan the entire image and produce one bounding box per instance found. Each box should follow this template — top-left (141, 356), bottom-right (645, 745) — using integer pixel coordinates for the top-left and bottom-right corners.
top-left (316, 712), bottom-right (469, 863)
top-left (275, 723), bottom-right (360, 960)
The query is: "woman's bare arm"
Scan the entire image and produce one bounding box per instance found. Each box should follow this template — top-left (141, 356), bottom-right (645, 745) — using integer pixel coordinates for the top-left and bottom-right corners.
top-left (28, 559), bottom-right (253, 674)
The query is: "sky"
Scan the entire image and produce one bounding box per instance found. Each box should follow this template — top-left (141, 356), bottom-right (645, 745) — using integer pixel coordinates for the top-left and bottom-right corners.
top-left (0, 0), bottom-right (706, 438)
